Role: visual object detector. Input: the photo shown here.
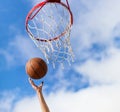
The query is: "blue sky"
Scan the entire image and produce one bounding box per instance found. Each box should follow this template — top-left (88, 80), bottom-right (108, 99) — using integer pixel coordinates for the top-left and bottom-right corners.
top-left (0, 0), bottom-right (30, 92)
top-left (0, 0), bottom-right (120, 112)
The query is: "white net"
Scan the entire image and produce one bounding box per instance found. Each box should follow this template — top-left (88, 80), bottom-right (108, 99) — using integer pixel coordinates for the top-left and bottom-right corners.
top-left (27, 2), bottom-right (74, 68)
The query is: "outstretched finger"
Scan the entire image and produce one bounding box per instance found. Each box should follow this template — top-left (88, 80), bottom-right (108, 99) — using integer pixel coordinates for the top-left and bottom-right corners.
top-left (28, 78), bottom-right (37, 90)
top-left (38, 81), bottom-right (44, 87)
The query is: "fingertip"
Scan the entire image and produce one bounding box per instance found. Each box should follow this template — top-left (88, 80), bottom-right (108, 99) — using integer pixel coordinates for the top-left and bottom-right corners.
top-left (28, 78), bottom-right (33, 84)
top-left (42, 81), bottom-right (44, 85)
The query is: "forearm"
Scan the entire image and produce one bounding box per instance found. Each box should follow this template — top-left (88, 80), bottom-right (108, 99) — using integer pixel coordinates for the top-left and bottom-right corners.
top-left (37, 91), bottom-right (50, 112)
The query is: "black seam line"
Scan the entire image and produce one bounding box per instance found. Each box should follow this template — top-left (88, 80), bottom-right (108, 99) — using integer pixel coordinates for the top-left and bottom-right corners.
top-left (30, 60), bottom-right (47, 78)
top-left (30, 61), bottom-right (41, 78)
top-left (37, 61), bottom-right (47, 74)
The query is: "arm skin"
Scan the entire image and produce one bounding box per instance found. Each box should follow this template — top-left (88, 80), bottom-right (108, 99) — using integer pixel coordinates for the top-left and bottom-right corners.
top-left (29, 78), bottom-right (50, 112)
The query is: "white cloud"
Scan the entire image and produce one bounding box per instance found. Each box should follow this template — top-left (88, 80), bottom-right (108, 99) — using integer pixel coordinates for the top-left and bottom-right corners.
top-left (0, 91), bottom-right (16, 112)
top-left (71, 0), bottom-right (120, 56)
top-left (1, 84), bottom-right (120, 112)
top-left (0, 49), bottom-right (15, 68)
top-left (10, 35), bottom-right (41, 60)
top-left (0, 35), bottom-right (41, 68)
top-left (70, 0), bottom-right (120, 85)
top-left (47, 84), bottom-right (120, 112)
top-left (13, 96), bottom-right (40, 112)
top-left (0, 96), bottom-right (14, 112)
top-left (75, 47), bottom-right (120, 84)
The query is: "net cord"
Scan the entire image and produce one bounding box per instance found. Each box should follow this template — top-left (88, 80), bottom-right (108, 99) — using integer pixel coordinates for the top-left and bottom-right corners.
top-left (26, 1), bottom-right (74, 68)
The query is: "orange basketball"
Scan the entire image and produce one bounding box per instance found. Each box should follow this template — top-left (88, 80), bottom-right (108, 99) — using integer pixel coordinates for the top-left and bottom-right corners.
top-left (25, 57), bottom-right (48, 79)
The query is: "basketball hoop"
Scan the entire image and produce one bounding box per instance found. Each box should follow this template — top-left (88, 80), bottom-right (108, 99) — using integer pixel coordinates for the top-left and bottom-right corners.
top-left (25, 0), bottom-right (74, 68)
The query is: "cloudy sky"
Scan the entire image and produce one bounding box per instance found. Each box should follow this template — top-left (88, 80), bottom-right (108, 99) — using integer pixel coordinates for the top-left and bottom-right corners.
top-left (0, 0), bottom-right (120, 112)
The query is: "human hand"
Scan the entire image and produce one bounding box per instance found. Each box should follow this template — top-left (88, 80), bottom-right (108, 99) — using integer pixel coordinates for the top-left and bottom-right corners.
top-left (29, 78), bottom-right (44, 93)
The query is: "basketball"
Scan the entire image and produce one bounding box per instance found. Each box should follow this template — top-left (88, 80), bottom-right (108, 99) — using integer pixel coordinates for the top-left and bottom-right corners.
top-left (25, 57), bottom-right (48, 79)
